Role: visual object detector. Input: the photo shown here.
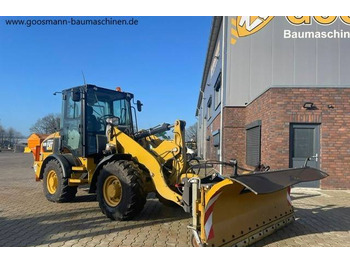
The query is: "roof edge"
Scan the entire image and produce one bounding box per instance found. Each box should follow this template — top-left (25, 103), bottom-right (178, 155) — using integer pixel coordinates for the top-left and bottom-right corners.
top-left (195, 16), bottom-right (223, 117)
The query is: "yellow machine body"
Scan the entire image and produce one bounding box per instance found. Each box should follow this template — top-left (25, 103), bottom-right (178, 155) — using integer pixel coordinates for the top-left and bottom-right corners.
top-left (29, 85), bottom-right (328, 247)
top-left (188, 166), bottom-right (328, 247)
top-left (30, 119), bottom-right (187, 204)
top-left (197, 180), bottom-right (293, 247)
top-left (108, 120), bottom-right (186, 205)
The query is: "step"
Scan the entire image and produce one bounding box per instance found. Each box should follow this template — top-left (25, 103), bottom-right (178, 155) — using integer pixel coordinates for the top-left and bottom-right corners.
top-left (72, 166), bottom-right (87, 172)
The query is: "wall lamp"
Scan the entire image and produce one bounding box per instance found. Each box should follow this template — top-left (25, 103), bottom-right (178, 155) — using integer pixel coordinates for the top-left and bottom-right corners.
top-left (303, 102), bottom-right (315, 110)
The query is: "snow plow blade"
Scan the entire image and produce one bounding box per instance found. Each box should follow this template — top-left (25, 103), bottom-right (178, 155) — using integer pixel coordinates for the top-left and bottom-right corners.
top-left (191, 167), bottom-right (328, 247)
top-left (231, 167), bottom-right (329, 194)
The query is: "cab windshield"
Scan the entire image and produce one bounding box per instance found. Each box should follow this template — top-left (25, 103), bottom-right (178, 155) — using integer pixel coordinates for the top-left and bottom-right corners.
top-left (61, 85), bottom-right (135, 157)
top-left (86, 87), bottom-right (134, 134)
top-left (85, 87), bottom-right (134, 156)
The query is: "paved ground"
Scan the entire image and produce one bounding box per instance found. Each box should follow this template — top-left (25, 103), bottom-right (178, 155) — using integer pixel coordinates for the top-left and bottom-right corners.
top-left (0, 151), bottom-right (349, 247)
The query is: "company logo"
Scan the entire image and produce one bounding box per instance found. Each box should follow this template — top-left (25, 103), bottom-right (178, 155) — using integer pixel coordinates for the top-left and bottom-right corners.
top-left (286, 16), bottom-right (350, 26)
top-left (285, 16), bottom-right (350, 39)
top-left (236, 16), bottom-right (274, 37)
top-left (231, 16), bottom-right (274, 44)
top-left (230, 16), bottom-right (350, 44)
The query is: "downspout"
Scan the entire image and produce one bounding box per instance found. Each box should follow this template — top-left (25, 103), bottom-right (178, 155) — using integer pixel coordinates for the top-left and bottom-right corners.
top-left (219, 16), bottom-right (228, 174)
top-left (198, 90), bottom-right (204, 158)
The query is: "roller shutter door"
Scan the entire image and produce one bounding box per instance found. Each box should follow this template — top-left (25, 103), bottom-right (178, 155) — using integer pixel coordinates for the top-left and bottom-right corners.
top-left (246, 121), bottom-right (261, 167)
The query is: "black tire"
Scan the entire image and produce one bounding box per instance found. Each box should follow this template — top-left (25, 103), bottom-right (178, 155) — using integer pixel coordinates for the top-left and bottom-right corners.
top-left (42, 159), bottom-right (77, 202)
top-left (96, 160), bottom-right (146, 220)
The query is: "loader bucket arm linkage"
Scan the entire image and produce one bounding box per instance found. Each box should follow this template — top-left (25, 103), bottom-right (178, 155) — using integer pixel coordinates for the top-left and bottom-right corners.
top-left (189, 166), bottom-right (328, 247)
top-left (110, 120), bottom-right (186, 205)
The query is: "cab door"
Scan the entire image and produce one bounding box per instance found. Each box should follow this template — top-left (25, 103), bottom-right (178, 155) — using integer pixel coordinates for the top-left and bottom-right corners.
top-left (61, 88), bottom-right (83, 157)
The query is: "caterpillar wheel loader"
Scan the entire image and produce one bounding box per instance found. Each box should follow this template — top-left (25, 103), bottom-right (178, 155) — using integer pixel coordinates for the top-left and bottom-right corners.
top-left (28, 84), bottom-right (328, 246)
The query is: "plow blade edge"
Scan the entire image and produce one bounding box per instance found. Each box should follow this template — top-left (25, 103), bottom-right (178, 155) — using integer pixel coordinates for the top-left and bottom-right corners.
top-left (231, 167), bottom-right (328, 194)
top-left (199, 167), bottom-right (328, 246)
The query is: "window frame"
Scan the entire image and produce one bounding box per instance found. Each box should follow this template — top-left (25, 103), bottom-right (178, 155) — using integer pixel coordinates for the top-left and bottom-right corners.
top-left (213, 129), bottom-right (220, 148)
top-left (207, 95), bottom-right (212, 121)
top-left (214, 72), bottom-right (222, 110)
top-left (245, 120), bottom-right (262, 167)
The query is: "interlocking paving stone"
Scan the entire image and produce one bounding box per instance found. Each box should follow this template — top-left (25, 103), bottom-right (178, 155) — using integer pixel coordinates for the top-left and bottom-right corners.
top-left (0, 152), bottom-right (349, 247)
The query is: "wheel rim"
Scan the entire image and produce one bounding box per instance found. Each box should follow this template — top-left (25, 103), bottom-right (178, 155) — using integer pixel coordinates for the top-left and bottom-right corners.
top-left (47, 170), bottom-right (58, 194)
top-left (103, 175), bottom-right (122, 207)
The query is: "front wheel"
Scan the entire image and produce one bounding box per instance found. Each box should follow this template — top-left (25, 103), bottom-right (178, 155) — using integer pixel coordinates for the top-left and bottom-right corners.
top-left (96, 160), bottom-right (146, 220)
top-left (42, 159), bottom-right (77, 202)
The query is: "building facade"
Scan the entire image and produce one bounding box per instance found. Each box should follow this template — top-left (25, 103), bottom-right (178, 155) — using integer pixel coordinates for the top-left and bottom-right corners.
top-left (196, 16), bottom-right (350, 189)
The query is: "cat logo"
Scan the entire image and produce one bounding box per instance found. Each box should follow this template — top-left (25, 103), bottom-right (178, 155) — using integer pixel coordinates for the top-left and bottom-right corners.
top-left (236, 16), bottom-right (274, 37)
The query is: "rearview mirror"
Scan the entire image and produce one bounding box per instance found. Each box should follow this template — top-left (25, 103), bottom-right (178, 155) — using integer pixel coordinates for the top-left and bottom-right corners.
top-left (136, 100), bottom-right (143, 112)
top-left (72, 89), bottom-right (81, 102)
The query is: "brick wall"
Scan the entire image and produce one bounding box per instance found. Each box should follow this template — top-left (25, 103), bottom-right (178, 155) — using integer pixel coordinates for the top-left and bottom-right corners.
top-left (221, 88), bottom-right (350, 190)
top-left (221, 107), bottom-right (246, 174)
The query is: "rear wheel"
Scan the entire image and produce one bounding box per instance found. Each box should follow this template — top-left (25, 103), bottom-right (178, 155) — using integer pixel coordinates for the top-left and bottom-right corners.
top-left (97, 160), bottom-right (146, 220)
top-left (42, 159), bottom-right (77, 202)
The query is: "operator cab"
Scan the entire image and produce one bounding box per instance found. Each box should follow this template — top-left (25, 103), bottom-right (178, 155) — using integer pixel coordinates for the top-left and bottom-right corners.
top-left (60, 84), bottom-right (140, 157)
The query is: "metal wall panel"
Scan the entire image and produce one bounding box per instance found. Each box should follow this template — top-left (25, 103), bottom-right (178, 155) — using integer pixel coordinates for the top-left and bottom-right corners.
top-left (294, 23), bottom-right (317, 85)
top-left (249, 22), bottom-right (273, 101)
top-left (271, 19), bottom-right (295, 85)
top-left (226, 33), bottom-right (251, 105)
top-left (316, 23), bottom-right (340, 85)
top-left (225, 16), bottom-right (350, 107)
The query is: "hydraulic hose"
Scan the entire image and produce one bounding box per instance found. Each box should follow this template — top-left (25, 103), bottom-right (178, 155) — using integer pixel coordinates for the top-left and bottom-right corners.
top-left (134, 123), bottom-right (173, 140)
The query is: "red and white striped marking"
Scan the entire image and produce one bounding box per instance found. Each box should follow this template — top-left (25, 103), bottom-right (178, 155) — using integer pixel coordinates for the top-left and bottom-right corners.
top-left (204, 191), bottom-right (222, 241)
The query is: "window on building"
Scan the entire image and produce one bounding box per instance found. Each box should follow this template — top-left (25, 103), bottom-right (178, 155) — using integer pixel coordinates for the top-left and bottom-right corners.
top-left (207, 95), bottom-right (212, 120)
top-left (213, 129), bottom-right (220, 147)
top-left (213, 129), bottom-right (220, 160)
top-left (214, 73), bottom-right (222, 109)
top-left (246, 120), bottom-right (261, 167)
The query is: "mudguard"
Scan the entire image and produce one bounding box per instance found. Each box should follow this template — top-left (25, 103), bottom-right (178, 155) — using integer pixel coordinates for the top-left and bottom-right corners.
top-left (39, 154), bottom-right (75, 179)
top-left (89, 153), bottom-right (132, 193)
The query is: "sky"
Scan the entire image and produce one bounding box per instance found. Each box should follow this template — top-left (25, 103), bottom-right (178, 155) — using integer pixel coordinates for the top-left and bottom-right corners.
top-left (0, 16), bottom-right (212, 136)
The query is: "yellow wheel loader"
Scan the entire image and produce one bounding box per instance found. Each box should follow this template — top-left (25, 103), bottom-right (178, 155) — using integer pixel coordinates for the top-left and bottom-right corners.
top-left (28, 84), bottom-right (328, 246)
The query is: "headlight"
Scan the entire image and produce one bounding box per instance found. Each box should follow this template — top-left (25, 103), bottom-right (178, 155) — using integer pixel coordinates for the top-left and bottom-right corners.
top-left (106, 117), bottom-right (120, 126)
